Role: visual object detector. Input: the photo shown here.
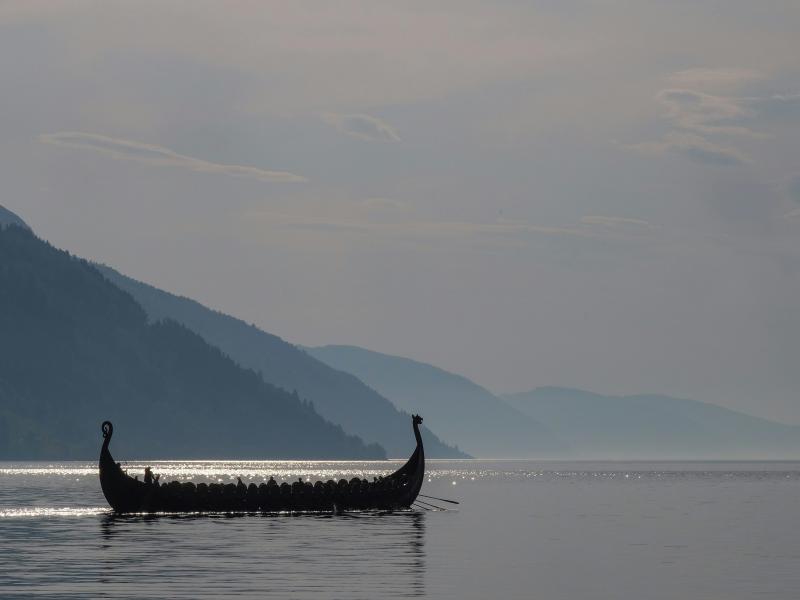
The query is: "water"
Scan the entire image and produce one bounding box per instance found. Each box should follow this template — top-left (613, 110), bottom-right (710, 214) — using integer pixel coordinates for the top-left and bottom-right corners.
top-left (1, 460), bottom-right (799, 599)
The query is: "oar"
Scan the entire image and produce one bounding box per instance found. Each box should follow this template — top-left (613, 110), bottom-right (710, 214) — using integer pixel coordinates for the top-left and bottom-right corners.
top-left (419, 494), bottom-right (460, 505)
top-left (412, 503), bottom-right (432, 511)
top-left (414, 499), bottom-right (448, 511)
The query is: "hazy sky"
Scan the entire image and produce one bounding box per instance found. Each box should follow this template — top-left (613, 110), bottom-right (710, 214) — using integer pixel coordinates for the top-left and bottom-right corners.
top-left (3, 1), bottom-right (799, 421)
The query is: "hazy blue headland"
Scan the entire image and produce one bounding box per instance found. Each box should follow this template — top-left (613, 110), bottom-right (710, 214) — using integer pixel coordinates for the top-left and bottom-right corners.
top-left (3, 205), bottom-right (800, 461)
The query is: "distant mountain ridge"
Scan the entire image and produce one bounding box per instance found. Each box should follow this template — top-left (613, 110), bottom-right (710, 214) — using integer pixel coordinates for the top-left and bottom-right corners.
top-left (8, 202), bottom-right (795, 459)
top-left (306, 345), bottom-right (566, 457)
top-left (504, 387), bottom-right (800, 459)
top-left (307, 344), bottom-right (800, 459)
top-left (96, 265), bottom-right (467, 458)
top-left (0, 224), bottom-right (383, 459)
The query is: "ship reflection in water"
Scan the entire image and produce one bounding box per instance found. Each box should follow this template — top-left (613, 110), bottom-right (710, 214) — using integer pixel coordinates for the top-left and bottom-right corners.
top-left (97, 510), bottom-right (427, 598)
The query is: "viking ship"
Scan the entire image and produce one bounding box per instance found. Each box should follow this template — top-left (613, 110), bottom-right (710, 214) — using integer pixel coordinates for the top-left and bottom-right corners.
top-left (99, 415), bottom-right (425, 514)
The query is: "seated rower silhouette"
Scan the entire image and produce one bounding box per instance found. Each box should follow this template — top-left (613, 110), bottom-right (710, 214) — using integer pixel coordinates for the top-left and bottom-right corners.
top-left (144, 467), bottom-right (161, 486)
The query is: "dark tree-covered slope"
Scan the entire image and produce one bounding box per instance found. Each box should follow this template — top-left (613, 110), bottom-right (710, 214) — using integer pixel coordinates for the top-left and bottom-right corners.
top-left (0, 225), bottom-right (384, 459)
top-left (97, 265), bottom-right (467, 458)
top-left (0, 205), bottom-right (30, 230)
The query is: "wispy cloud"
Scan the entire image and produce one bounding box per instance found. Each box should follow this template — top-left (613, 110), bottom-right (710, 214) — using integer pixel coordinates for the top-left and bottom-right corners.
top-left (247, 211), bottom-right (585, 240)
top-left (39, 132), bottom-right (307, 183)
top-left (656, 88), bottom-right (761, 137)
top-left (323, 114), bottom-right (400, 142)
top-left (626, 70), bottom-right (785, 167)
top-left (628, 132), bottom-right (747, 166)
top-left (667, 68), bottom-right (763, 91)
top-left (243, 212), bottom-right (660, 245)
top-left (750, 92), bottom-right (800, 118)
top-left (581, 215), bottom-right (652, 229)
top-left (628, 70), bottom-right (800, 168)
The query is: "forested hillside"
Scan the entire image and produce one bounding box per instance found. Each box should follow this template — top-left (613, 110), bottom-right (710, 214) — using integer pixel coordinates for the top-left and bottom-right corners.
top-left (98, 265), bottom-right (467, 458)
top-left (0, 206), bottom-right (29, 230)
top-left (0, 225), bottom-right (384, 459)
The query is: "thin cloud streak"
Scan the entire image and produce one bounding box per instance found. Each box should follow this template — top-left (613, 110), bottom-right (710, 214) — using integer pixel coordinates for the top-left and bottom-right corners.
top-left (629, 73), bottom-right (800, 169)
top-left (249, 212), bottom-right (585, 240)
top-left (656, 88), bottom-right (763, 138)
top-left (667, 68), bottom-right (764, 91)
top-left (581, 216), bottom-right (653, 229)
top-left (784, 207), bottom-right (800, 219)
top-left (627, 131), bottom-right (747, 166)
top-left (39, 132), bottom-right (307, 183)
top-left (322, 114), bottom-right (401, 142)
top-left (243, 212), bottom-right (659, 243)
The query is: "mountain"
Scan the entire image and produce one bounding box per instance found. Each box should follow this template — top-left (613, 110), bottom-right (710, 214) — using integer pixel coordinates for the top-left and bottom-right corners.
top-left (305, 345), bottom-right (566, 457)
top-left (95, 266), bottom-right (467, 458)
top-left (504, 387), bottom-right (800, 459)
top-left (0, 205), bottom-right (30, 230)
top-left (0, 224), bottom-right (384, 459)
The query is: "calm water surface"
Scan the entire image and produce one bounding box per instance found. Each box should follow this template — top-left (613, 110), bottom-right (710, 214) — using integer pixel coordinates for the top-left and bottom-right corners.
top-left (1, 460), bottom-right (799, 599)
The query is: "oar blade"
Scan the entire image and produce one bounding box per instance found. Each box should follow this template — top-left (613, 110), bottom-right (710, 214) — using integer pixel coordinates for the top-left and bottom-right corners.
top-left (419, 494), bottom-right (460, 505)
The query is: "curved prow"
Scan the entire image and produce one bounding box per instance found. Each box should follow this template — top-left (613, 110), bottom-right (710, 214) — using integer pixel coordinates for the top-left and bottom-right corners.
top-left (412, 414), bottom-right (423, 445)
top-left (99, 420), bottom-right (135, 513)
top-left (101, 421), bottom-right (113, 453)
top-left (407, 414), bottom-right (425, 504)
top-left (386, 414), bottom-right (425, 507)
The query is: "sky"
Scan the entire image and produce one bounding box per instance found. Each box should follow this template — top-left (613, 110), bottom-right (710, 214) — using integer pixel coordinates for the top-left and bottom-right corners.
top-left (2, 1), bottom-right (799, 422)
